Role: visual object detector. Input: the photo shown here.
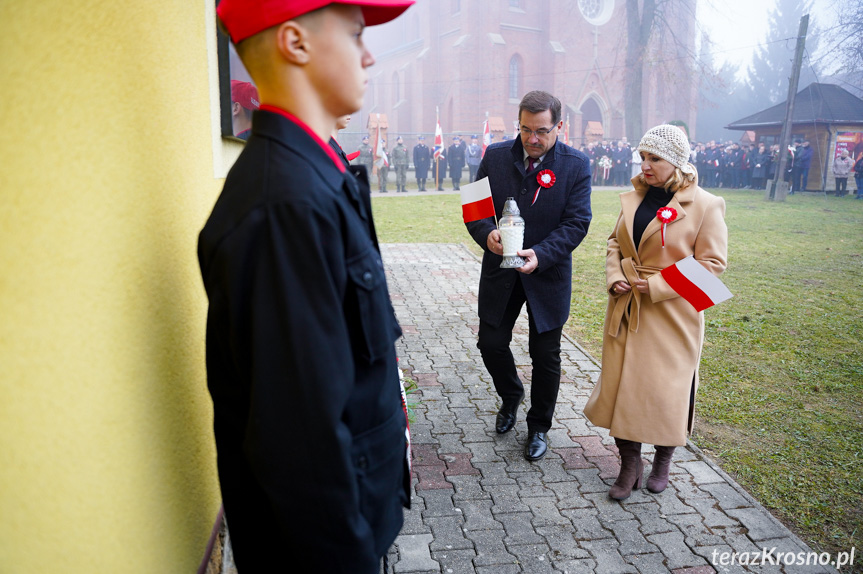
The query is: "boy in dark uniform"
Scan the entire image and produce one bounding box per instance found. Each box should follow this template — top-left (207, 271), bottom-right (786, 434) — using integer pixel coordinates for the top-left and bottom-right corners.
top-left (198, 1), bottom-right (414, 572)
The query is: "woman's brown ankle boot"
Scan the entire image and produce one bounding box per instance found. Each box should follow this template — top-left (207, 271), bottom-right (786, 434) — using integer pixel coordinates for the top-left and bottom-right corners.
top-left (609, 438), bottom-right (643, 500)
top-left (647, 446), bottom-right (676, 493)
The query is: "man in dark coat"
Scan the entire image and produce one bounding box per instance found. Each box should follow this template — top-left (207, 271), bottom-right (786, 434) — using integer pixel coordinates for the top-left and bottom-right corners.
top-left (413, 135), bottom-right (430, 191)
top-left (465, 90), bottom-right (592, 462)
top-left (447, 136), bottom-right (466, 190)
top-left (198, 1), bottom-right (413, 572)
top-left (796, 140), bottom-right (814, 192)
top-left (612, 140), bottom-right (630, 186)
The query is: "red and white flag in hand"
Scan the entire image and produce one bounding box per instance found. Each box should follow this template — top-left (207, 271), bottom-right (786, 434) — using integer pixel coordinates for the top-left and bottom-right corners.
top-left (660, 255), bottom-right (732, 312)
top-left (461, 177), bottom-right (495, 223)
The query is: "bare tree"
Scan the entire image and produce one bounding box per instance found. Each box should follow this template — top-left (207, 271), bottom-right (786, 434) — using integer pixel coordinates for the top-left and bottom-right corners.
top-left (812, 0), bottom-right (863, 97)
top-left (623, 0), bottom-right (715, 139)
top-left (624, 0), bottom-right (656, 140)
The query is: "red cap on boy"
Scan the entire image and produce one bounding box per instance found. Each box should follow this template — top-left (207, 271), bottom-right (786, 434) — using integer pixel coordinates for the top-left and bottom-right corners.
top-left (218, 0), bottom-right (415, 44)
top-left (230, 80), bottom-right (260, 111)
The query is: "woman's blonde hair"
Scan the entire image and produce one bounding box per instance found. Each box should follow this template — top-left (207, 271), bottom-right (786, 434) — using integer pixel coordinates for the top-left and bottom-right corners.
top-left (636, 165), bottom-right (697, 193)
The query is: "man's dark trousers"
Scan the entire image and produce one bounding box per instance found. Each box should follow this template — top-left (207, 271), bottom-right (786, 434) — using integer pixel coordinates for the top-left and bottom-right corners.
top-left (477, 276), bottom-right (562, 433)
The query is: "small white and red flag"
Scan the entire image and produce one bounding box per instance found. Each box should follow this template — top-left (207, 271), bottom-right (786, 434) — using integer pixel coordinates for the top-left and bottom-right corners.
top-left (660, 255), bottom-right (732, 312)
top-left (433, 120), bottom-right (444, 160)
top-left (460, 177), bottom-right (495, 223)
top-left (375, 134), bottom-right (389, 168)
top-left (482, 119), bottom-right (491, 156)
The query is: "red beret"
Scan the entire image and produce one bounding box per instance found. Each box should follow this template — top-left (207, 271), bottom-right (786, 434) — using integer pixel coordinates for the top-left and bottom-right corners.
top-left (230, 80), bottom-right (260, 110)
top-left (218, 0), bottom-right (415, 44)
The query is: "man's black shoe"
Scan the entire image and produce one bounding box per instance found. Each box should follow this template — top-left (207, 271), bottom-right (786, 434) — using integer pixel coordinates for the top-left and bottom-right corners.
top-left (524, 430), bottom-right (548, 461)
top-left (495, 402), bottom-right (519, 434)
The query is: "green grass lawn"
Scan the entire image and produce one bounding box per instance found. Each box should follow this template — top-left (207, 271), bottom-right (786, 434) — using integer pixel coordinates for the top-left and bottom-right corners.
top-left (372, 188), bottom-right (863, 558)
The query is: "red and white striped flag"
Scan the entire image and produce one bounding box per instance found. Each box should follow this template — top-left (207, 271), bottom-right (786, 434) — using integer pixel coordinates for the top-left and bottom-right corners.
top-left (460, 177), bottom-right (495, 223)
top-left (433, 120), bottom-right (444, 160)
top-left (660, 255), bottom-right (732, 312)
top-left (482, 119), bottom-right (490, 157)
top-left (375, 133), bottom-right (389, 168)
top-left (374, 116), bottom-right (388, 168)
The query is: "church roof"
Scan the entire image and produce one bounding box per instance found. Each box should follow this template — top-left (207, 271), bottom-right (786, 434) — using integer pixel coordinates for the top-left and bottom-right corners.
top-left (726, 83), bottom-right (863, 130)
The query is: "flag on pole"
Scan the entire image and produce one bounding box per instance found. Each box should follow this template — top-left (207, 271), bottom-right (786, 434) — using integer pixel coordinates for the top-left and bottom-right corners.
top-left (433, 119), bottom-right (444, 160)
top-left (375, 134), bottom-right (389, 168)
top-left (660, 255), bottom-right (733, 312)
top-left (513, 120), bottom-right (520, 140)
top-left (460, 177), bottom-right (495, 223)
top-left (564, 115), bottom-right (570, 146)
top-left (482, 118), bottom-right (490, 157)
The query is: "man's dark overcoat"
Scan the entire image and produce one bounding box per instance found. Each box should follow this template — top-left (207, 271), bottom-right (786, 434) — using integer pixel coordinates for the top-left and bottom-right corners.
top-left (466, 137), bottom-right (592, 333)
top-left (413, 142), bottom-right (430, 179)
top-left (198, 110), bottom-right (409, 574)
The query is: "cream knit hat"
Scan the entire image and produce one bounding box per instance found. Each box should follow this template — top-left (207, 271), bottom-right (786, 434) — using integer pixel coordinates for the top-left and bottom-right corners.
top-left (637, 124), bottom-right (695, 174)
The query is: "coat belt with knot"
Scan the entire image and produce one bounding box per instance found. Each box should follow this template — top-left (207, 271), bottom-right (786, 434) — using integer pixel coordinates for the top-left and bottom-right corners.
top-left (608, 257), bottom-right (661, 336)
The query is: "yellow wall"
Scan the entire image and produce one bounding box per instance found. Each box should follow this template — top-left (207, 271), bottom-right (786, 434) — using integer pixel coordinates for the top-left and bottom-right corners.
top-left (0, 2), bottom-right (228, 571)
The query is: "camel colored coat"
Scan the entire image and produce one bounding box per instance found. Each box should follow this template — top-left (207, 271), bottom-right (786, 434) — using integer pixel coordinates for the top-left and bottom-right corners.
top-left (583, 175), bottom-right (728, 446)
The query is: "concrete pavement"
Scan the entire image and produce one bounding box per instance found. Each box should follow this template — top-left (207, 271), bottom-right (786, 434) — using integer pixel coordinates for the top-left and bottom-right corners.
top-left (382, 242), bottom-right (837, 574)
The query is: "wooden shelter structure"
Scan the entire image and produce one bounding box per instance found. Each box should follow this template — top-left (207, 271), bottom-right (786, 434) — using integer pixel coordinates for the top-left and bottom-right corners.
top-left (726, 83), bottom-right (863, 192)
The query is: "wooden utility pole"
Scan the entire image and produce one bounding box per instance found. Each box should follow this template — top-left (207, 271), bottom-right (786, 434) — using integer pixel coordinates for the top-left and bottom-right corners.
top-left (768, 14), bottom-right (809, 201)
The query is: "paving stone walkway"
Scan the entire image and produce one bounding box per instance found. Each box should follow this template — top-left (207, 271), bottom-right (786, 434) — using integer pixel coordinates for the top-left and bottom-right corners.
top-left (382, 243), bottom-right (836, 574)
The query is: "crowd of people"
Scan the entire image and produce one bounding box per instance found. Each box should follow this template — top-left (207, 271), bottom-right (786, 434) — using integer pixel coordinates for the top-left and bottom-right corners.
top-left (576, 138), bottom-right (801, 191)
top-left (352, 133), bottom-right (484, 193)
top-left (347, 132), bottom-right (856, 196)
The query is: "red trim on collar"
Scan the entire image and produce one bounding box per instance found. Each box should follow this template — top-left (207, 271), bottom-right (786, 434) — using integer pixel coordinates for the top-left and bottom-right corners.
top-left (259, 104), bottom-right (346, 173)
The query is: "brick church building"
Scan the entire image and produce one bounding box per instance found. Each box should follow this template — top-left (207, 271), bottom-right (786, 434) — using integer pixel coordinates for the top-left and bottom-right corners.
top-left (356, 0), bottom-right (699, 146)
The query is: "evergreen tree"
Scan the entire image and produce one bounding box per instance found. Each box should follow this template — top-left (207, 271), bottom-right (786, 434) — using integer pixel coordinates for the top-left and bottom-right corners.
top-left (744, 0), bottom-right (821, 107)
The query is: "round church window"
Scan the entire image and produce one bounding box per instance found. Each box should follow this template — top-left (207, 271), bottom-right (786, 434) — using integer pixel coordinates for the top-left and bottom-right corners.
top-left (578, 0), bottom-right (614, 26)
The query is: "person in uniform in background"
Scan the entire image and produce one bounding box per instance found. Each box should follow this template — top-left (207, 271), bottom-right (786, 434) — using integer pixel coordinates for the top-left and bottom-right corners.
top-left (466, 134), bottom-right (482, 184)
top-left (357, 134), bottom-right (374, 173)
top-left (434, 144), bottom-right (447, 191)
top-left (447, 135), bottom-right (465, 190)
top-left (413, 135), bottom-right (430, 191)
top-left (230, 79), bottom-right (260, 140)
top-left (199, 1), bottom-right (414, 571)
top-left (377, 138), bottom-right (389, 192)
top-left (391, 136), bottom-right (409, 192)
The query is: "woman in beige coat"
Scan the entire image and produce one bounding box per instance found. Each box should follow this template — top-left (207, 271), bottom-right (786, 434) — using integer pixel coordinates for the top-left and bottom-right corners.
top-left (584, 125), bottom-right (728, 500)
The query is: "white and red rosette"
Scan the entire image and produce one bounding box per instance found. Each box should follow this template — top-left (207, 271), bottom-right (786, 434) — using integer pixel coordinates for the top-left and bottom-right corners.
top-left (532, 169), bottom-right (556, 205)
top-left (656, 206), bottom-right (678, 247)
top-left (537, 169), bottom-right (556, 188)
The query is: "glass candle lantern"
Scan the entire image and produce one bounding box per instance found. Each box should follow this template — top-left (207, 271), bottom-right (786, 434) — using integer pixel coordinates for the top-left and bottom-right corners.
top-left (498, 197), bottom-right (525, 268)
